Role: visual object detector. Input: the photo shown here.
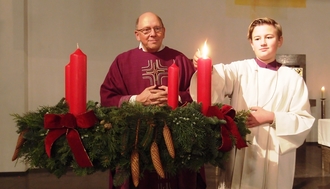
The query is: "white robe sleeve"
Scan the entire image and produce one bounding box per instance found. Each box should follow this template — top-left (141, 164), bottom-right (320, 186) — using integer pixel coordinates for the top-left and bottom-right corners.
top-left (275, 76), bottom-right (315, 154)
top-left (190, 65), bottom-right (226, 104)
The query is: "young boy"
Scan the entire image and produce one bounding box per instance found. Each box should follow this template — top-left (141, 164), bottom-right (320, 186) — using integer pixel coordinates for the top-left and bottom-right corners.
top-left (190, 17), bottom-right (315, 189)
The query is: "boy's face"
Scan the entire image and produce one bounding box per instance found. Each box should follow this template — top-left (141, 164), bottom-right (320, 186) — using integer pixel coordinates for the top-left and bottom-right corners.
top-left (250, 24), bottom-right (283, 63)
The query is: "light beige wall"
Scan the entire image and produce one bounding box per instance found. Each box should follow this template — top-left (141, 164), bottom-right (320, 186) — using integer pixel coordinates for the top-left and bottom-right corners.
top-left (0, 0), bottom-right (28, 172)
top-left (26, 1), bottom-right (142, 109)
top-left (1, 0), bottom-right (329, 172)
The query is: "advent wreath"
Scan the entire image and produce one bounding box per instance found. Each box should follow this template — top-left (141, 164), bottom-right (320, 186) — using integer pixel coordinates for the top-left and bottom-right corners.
top-left (11, 98), bottom-right (250, 186)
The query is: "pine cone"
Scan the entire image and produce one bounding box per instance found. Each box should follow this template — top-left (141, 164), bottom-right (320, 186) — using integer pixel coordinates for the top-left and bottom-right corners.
top-left (12, 129), bottom-right (28, 161)
top-left (131, 150), bottom-right (140, 187)
top-left (163, 124), bottom-right (175, 158)
top-left (104, 123), bottom-right (112, 129)
top-left (150, 141), bottom-right (165, 178)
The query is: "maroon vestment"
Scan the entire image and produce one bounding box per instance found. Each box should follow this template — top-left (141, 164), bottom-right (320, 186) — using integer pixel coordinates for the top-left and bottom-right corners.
top-left (100, 46), bottom-right (205, 189)
top-left (100, 47), bottom-right (195, 107)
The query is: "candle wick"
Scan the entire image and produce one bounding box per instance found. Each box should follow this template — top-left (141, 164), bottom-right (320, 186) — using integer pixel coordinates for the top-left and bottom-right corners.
top-left (77, 43), bottom-right (79, 49)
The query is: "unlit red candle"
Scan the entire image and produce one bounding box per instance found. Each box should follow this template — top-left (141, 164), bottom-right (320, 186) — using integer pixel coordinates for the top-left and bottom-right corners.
top-left (65, 47), bottom-right (87, 115)
top-left (65, 63), bottom-right (71, 104)
top-left (168, 61), bottom-right (179, 109)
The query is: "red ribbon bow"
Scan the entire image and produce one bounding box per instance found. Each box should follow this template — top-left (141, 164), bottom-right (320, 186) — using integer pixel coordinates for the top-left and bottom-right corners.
top-left (44, 110), bottom-right (98, 167)
top-left (206, 105), bottom-right (248, 152)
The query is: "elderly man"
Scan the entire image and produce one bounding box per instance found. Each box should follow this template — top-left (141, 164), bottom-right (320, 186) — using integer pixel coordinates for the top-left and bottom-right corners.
top-left (100, 12), bottom-right (204, 189)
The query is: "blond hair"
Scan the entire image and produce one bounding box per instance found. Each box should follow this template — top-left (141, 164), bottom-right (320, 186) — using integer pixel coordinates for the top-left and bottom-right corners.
top-left (247, 18), bottom-right (282, 40)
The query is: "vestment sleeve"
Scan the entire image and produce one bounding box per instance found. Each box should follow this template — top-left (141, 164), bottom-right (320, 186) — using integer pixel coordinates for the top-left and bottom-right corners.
top-left (100, 57), bottom-right (132, 107)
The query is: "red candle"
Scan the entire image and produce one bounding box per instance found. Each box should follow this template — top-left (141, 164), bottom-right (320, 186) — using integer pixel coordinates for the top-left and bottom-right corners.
top-left (65, 63), bottom-right (71, 105)
top-left (197, 41), bottom-right (212, 115)
top-left (66, 47), bottom-right (87, 115)
top-left (168, 61), bottom-right (179, 109)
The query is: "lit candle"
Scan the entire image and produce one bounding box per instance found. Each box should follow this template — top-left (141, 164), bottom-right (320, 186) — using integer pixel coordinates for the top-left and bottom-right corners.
top-left (66, 45), bottom-right (87, 115)
top-left (197, 41), bottom-right (212, 115)
top-left (322, 86), bottom-right (325, 99)
top-left (168, 61), bottom-right (179, 109)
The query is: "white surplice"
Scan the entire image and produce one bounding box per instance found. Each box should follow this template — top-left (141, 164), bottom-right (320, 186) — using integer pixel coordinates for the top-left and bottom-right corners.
top-left (190, 59), bottom-right (315, 189)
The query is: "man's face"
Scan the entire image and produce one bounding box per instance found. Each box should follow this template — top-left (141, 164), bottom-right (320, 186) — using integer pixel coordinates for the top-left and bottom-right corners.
top-left (250, 24), bottom-right (283, 63)
top-left (135, 14), bottom-right (165, 53)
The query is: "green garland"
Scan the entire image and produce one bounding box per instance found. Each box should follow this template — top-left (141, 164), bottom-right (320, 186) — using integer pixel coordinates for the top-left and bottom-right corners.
top-left (12, 98), bottom-right (250, 186)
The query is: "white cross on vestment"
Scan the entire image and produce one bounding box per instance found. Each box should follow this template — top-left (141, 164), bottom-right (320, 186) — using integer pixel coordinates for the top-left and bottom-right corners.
top-left (142, 60), bottom-right (168, 86)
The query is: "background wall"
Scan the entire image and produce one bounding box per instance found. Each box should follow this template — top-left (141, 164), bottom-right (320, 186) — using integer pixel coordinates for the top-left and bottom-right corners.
top-left (1, 0), bottom-right (329, 172)
top-left (0, 0), bottom-right (27, 172)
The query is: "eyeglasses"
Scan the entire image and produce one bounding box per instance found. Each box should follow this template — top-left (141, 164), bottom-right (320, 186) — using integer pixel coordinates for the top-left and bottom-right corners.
top-left (136, 26), bottom-right (163, 35)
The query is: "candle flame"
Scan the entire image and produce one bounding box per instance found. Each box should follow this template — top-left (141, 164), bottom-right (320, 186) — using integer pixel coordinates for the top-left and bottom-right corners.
top-left (201, 40), bottom-right (209, 59)
top-left (322, 86), bottom-right (325, 91)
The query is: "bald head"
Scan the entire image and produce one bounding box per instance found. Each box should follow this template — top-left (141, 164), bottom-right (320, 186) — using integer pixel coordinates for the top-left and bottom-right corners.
top-left (136, 12), bottom-right (164, 29)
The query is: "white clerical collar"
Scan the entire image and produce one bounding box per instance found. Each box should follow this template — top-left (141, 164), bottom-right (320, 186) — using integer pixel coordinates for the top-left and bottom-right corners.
top-left (138, 42), bottom-right (165, 52)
